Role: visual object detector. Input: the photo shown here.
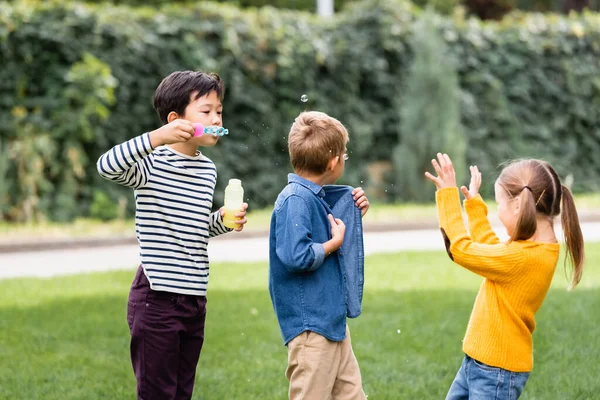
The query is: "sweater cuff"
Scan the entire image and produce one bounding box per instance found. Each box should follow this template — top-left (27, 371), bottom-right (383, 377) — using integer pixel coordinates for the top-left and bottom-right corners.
top-left (435, 187), bottom-right (467, 240)
top-left (464, 194), bottom-right (491, 239)
top-left (464, 194), bottom-right (488, 216)
top-left (142, 132), bottom-right (155, 153)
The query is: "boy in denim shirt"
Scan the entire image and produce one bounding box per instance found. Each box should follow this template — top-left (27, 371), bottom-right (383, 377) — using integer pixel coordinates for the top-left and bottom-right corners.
top-left (269, 111), bottom-right (370, 399)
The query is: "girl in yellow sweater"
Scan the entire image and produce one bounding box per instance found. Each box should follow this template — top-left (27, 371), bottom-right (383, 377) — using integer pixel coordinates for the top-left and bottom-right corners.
top-left (425, 153), bottom-right (584, 400)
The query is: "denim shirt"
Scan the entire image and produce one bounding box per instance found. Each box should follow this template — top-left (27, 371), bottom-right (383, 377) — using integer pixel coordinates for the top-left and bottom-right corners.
top-left (323, 184), bottom-right (365, 318)
top-left (269, 174), bottom-right (365, 345)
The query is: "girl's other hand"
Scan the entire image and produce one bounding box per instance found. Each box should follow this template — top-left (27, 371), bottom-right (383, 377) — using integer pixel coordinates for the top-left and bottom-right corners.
top-left (424, 153), bottom-right (457, 190)
top-left (460, 165), bottom-right (482, 200)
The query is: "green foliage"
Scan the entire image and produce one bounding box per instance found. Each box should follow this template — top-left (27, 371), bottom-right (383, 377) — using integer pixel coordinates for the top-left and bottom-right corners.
top-left (1, 0), bottom-right (600, 220)
top-left (89, 190), bottom-right (119, 221)
top-left (393, 9), bottom-right (466, 201)
top-left (0, 14), bottom-right (117, 222)
top-left (21, 0), bottom-right (600, 15)
top-left (516, 0), bottom-right (599, 13)
top-left (54, 0), bottom-right (360, 12)
top-left (52, 53), bottom-right (117, 222)
top-left (463, 0), bottom-right (515, 20)
top-left (0, 139), bottom-right (9, 220)
top-left (448, 12), bottom-right (600, 197)
top-left (412, 0), bottom-right (463, 14)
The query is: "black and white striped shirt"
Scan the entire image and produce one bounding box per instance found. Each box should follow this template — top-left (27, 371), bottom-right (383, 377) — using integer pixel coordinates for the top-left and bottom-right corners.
top-left (97, 132), bottom-right (230, 296)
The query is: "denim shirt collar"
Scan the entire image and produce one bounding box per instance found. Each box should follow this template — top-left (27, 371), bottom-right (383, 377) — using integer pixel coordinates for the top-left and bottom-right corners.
top-left (288, 173), bottom-right (325, 198)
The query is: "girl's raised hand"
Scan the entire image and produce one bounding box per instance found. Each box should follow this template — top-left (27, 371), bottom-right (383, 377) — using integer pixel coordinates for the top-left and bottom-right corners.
top-left (424, 153), bottom-right (457, 190)
top-left (460, 165), bottom-right (482, 200)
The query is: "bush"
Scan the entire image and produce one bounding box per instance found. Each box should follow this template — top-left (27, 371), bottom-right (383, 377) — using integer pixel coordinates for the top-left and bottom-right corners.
top-left (49, 0), bottom-right (360, 12)
top-left (1, 0), bottom-right (600, 221)
top-left (0, 139), bottom-right (9, 221)
top-left (89, 190), bottom-right (117, 221)
top-left (393, 9), bottom-right (466, 202)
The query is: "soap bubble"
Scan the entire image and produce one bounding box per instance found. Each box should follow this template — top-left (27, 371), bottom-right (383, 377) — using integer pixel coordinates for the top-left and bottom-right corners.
top-left (301, 94), bottom-right (308, 102)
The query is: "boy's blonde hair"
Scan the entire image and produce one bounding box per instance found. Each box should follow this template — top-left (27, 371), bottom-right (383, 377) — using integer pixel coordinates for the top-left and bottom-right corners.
top-left (288, 111), bottom-right (349, 174)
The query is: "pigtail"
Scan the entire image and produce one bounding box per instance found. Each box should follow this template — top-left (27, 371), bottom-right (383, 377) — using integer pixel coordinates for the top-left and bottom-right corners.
top-left (560, 185), bottom-right (585, 290)
top-left (510, 187), bottom-right (537, 242)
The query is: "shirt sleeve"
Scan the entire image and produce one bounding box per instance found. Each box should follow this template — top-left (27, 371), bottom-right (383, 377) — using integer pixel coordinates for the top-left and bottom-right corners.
top-left (208, 210), bottom-right (232, 238)
top-left (436, 188), bottom-right (524, 282)
top-left (96, 132), bottom-right (155, 189)
top-left (275, 195), bottom-right (325, 273)
top-left (464, 195), bottom-right (501, 245)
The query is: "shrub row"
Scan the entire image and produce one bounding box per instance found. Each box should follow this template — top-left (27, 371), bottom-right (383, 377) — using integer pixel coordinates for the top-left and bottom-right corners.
top-left (1, 0), bottom-right (599, 221)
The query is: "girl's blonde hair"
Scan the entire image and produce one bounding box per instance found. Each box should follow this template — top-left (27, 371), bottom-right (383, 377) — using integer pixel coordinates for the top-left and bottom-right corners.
top-left (496, 159), bottom-right (584, 289)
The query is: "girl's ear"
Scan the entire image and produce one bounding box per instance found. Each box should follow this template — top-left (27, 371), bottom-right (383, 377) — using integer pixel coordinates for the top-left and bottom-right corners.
top-left (328, 156), bottom-right (340, 171)
top-left (167, 111), bottom-right (180, 123)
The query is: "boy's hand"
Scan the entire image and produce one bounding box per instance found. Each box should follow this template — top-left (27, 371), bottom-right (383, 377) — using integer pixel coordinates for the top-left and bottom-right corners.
top-left (323, 214), bottom-right (345, 257)
top-left (352, 187), bottom-right (370, 217)
top-left (328, 214), bottom-right (346, 248)
top-left (233, 203), bottom-right (248, 232)
top-left (460, 166), bottom-right (482, 200)
top-left (424, 153), bottom-right (457, 190)
top-left (149, 119), bottom-right (195, 147)
top-left (219, 203), bottom-right (248, 232)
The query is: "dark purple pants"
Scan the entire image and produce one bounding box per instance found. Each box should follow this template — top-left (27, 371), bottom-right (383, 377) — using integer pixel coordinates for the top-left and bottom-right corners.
top-left (127, 266), bottom-right (207, 400)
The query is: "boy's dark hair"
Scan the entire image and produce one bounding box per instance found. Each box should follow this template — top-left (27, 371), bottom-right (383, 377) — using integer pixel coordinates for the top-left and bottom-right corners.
top-left (153, 71), bottom-right (225, 125)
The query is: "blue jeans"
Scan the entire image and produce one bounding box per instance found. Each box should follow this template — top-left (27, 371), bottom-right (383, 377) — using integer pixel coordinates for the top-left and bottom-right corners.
top-left (446, 355), bottom-right (530, 400)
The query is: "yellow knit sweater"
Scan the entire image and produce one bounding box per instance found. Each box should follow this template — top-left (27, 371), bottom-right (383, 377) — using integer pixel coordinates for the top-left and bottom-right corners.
top-left (436, 188), bottom-right (560, 372)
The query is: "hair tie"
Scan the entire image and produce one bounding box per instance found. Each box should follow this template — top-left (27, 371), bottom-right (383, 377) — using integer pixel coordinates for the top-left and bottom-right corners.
top-left (523, 185), bottom-right (532, 192)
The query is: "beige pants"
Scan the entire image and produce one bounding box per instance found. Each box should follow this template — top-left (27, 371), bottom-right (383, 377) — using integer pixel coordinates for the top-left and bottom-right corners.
top-left (286, 325), bottom-right (366, 400)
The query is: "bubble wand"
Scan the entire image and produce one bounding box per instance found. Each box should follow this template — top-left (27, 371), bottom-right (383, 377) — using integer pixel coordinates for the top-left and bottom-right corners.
top-left (193, 123), bottom-right (229, 137)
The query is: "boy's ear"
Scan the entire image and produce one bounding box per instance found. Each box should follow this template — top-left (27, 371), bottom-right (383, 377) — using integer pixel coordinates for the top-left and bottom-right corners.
top-left (167, 111), bottom-right (180, 123)
top-left (328, 156), bottom-right (340, 171)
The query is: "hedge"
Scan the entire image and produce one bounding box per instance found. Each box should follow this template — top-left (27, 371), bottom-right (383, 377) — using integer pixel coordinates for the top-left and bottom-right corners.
top-left (1, 0), bottom-right (599, 221)
top-left (71, 0), bottom-right (359, 12)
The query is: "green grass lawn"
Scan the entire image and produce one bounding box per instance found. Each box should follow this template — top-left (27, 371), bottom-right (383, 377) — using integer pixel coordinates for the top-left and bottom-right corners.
top-left (1, 244), bottom-right (599, 399)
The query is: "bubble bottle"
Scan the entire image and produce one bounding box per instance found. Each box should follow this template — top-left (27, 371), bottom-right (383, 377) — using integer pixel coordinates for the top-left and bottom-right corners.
top-left (223, 179), bottom-right (244, 229)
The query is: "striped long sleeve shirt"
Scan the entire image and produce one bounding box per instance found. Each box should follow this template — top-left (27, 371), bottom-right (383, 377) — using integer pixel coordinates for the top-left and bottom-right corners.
top-left (97, 132), bottom-right (231, 296)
